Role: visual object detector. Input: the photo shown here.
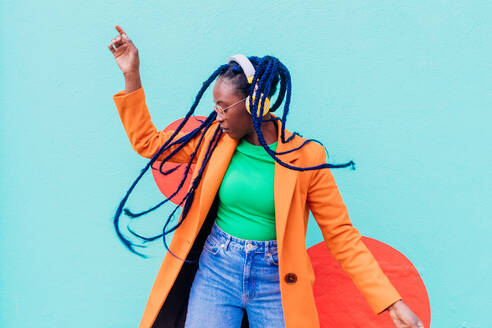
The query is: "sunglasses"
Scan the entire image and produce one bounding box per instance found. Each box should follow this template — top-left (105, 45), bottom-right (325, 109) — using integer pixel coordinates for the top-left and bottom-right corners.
top-left (213, 97), bottom-right (248, 116)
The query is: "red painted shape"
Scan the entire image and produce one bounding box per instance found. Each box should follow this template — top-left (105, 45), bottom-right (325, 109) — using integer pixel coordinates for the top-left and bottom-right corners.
top-left (308, 237), bottom-right (431, 327)
top-left (151, 116), bottom-right (207, 206)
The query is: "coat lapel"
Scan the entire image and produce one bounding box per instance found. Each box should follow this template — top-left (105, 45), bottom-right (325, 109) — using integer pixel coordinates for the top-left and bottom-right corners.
top-left (193, 130), bottom-right (238, 235)
top-left (270, 114), bottom-right (301, 246)
top-left (192, 113), bottom-right (301, 244)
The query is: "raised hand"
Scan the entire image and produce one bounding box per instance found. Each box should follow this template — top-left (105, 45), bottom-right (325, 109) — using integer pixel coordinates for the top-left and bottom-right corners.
top-left (108, 25), bottom-right (140, 76)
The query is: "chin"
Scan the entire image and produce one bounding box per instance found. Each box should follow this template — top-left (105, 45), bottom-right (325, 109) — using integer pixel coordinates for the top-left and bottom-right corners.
top-left (226, 132), bottom-right (240, 140)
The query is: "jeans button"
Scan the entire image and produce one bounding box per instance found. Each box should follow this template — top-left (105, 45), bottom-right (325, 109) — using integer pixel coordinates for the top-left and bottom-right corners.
top-left (246, 243), bottom-right (253, 250)
top-left (284, 272), bottom-right (297, 284)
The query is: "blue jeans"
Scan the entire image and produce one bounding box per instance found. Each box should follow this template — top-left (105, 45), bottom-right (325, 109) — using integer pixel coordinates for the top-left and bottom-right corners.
top-left (185, 220), bottom-right (286, 328)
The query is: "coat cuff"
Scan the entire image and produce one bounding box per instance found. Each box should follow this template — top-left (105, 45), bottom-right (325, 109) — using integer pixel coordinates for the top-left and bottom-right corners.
top-left (113, 86), bottom-right (144, 102)
top-left (372, 289), bottom-right (402, 315)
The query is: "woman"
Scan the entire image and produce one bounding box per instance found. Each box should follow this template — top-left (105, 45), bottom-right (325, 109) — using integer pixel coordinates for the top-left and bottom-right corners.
top-left (108, 25), bottom-right (424, 328)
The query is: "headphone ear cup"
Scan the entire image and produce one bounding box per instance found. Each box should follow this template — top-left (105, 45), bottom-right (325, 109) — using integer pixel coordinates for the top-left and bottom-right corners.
top-left (245, 94), bottom-right (270, 116)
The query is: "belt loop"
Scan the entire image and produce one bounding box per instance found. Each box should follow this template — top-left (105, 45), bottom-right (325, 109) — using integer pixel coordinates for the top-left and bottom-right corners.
top-left (224, 234), bottom-right (231, 251)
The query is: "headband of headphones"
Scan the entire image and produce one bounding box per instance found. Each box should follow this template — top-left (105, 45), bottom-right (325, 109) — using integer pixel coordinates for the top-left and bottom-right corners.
top-left (227, 54), bottom-right (255, 84)
top-left (226, 54), bottom-right (271, 116)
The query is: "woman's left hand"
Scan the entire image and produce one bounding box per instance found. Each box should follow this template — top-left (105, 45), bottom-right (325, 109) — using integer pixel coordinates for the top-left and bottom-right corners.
top-left (387, 300), bottom-right (424, 328)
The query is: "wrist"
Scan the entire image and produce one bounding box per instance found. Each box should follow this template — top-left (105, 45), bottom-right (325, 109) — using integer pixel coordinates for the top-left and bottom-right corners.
top-left (123, 70), bottom-right (140, 78)
top-left (123, 71), bottom-right (142, 94)
top-left (387, 299), bottom-right (403, 311)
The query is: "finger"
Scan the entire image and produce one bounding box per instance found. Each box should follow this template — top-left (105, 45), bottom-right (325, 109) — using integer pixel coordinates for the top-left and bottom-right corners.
top-left (410, 321), bottom-right (423, 328)
top-left (108, 43), bottom-right (116, 53)
top-left (114, 35), bottom-right (123, 47)
top-left (115, 24), bottom-right (126, 36)
top-left (115, 24), bottom-right (130, 42)
top-left (112, 37), bottom-right (124, 49)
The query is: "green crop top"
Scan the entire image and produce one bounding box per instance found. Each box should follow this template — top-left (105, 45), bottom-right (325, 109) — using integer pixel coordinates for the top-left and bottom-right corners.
top-left (215, 138), bottom-right (278, 241)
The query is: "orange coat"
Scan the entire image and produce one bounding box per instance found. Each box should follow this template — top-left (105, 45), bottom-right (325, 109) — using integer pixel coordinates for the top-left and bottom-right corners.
top-left (113, 87), bottom-right (402, 328)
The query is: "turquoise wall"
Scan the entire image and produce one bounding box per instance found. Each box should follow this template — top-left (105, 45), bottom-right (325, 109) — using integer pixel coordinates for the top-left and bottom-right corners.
top-left (1, 1), bottom-right (490, 327)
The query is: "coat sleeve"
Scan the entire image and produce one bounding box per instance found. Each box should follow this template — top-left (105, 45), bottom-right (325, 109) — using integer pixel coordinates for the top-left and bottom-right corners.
top-left (307, 147), bottom-right (402, 315)
top-left (112, 87), bottom-right (204, 163)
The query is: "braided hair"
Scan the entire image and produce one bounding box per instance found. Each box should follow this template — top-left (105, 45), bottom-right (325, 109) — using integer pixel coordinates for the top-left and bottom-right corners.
top-left (113, 55), bottom-right (355, 260)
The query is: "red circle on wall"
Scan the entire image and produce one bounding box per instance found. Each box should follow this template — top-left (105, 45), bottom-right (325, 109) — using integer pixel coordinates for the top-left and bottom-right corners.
top-left (151, 116), bottom-right (208, 206)
top-left (308, 237), bottom-right (431, 327)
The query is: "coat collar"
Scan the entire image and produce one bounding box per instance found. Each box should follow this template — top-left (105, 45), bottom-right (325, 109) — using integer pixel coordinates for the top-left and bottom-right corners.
top-left (194, 113), bottom-right (302, 245)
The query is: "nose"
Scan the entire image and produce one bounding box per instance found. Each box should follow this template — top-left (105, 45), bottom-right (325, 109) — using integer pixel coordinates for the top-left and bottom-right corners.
top-left (215, 110), bottom-right (225, 122)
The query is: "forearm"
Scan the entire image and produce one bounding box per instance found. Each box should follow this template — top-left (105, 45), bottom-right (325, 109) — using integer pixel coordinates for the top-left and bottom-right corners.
top-left (112, 86), bottom-right (202, 163)
top-left (124, 71), bottom-right (142, 94)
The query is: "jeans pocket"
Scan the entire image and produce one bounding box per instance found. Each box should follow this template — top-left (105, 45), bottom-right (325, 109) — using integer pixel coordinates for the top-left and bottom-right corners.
top-left (203, 236), bottom-right (221, 255)
top-left (267, 248), bottom-right (279, 266)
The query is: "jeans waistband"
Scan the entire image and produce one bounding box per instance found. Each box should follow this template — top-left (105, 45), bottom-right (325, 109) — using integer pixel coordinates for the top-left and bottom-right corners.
top-left (210, 220), bottom-right (278, 254)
